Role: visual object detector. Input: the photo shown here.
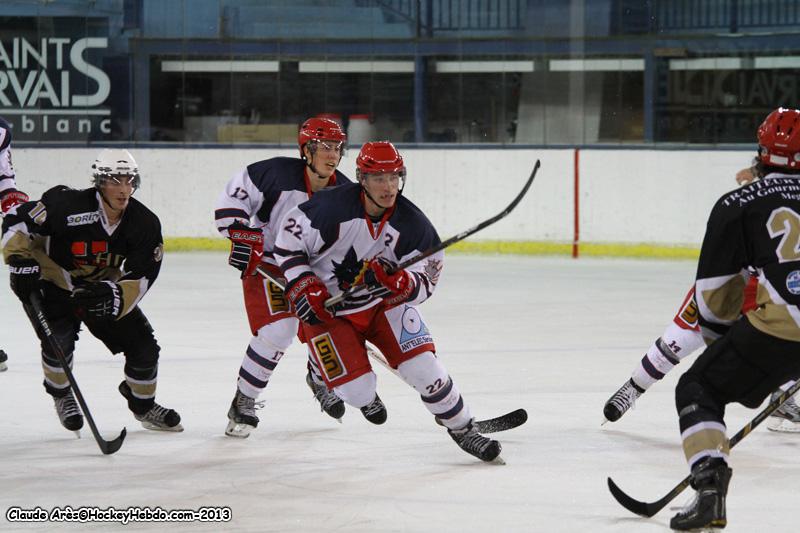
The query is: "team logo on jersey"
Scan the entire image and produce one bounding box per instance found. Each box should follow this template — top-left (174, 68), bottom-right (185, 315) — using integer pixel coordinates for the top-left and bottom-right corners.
top-left (67, 211), bottom-right (100, 226)
top-left (424, 258), bottom-right (442, 286)
top-left (71, 240), bottom-right (125, 272)
top-left (266, 280), bottom-right (289, 313)
top-left (332, 246), bottom-right (369, 290)
top-left (310, 333), bottom-right (346, 380)
top-left (677, 295), bottom-right (699, 328)
top-left (786, 270), bottom-right (800, 295)
top-left (153, 244), bottom-right (163, 262)
top-left (398, 306), bottom-right (433, 352)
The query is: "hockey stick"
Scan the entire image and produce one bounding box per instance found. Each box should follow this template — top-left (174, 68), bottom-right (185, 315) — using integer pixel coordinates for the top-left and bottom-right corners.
top-left (254, 266), bottom-right (528, 433)
top-left (29, 292), bottom-right (127, 455)
top-left (324, 159), bottom-right (540, 309)
top-left (608, 377), bottom-right (800, 517)
top-left (365, 344), bottom-right (528, 433)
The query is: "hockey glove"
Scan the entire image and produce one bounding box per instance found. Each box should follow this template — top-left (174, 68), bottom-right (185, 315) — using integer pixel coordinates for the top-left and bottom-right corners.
top-left (71, 281), bottom-right (123, 320)
top-left (0, 190), bottom-right (29, 215)
top-left (228, 222), bottom-right (264, 276)
top-left (8, 255), bottom-right (41, 304)
top-left (365, 257), bottom-right (416, 307)
top-left (285, 273), bottom-right (334, 325)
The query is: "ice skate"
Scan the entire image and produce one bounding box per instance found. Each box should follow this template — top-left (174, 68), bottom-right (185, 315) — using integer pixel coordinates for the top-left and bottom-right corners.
top-left (118, 381), bottom-right (183, 432)
top-left (53, 389), bottom-right (84, 434)
top-left (360, 393), bottom-right (387, 425)
top-left (447, 418), bottom-right (502, 463)
top-left (306, 370), bottom-right (345, 421)
top-left (603, 378), bottom-right (643, 423)
top-left (767, 390), bottom-right (800, 432)
top-left (0, 349), bottom-right (7, 372)
top-left (225, 389), bottom-right (261, 438)
top-left (670, 457), bottom-right (731, 531)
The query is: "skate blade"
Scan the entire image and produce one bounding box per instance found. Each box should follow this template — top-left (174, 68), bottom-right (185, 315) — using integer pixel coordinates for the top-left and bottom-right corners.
top-left (491, 455), bottom-right (506, 465)
top-left (0, 363), bottom-right (7, 372)
top-left (766, 417), bottom-right (800, 433)
top-left (224, 421), bottom-right (254, 438)
top-left (141, 421), bottom-right (184, 432)
top-left (71, 430), bottom-right (82, 439)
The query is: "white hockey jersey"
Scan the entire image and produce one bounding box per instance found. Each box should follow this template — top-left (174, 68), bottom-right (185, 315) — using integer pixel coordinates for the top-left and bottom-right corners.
top-left (214, 156), bottom-right (350, 266)
top-left (274, 182), bottom-right (444, 315)
top-left (0, 117), bottom-right (18, 199)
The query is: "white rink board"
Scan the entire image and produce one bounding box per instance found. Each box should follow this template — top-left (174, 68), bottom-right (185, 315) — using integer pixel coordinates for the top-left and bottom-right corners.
top-left (0, 252), bottom-right (796, 532)
top-left (12, 147), bottom-right (753, 246)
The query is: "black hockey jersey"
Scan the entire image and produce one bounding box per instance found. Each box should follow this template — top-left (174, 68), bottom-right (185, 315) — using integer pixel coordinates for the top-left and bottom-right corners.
top-left (696, 173), bottom-right (800, 342)
top-left (2, 186), bottom-right (163, 318)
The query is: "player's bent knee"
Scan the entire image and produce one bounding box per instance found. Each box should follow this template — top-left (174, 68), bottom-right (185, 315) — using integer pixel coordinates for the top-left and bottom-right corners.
top-left (125, 340), bottom-right (160, 371)
top-left (397, 351), bottom-right (447, 394)
top-left (675, 373), bottom-right (722, 417)
top-left (334, 372), bottom-right (377, 408)
top-left (255, 320), bottom-right (296, 352)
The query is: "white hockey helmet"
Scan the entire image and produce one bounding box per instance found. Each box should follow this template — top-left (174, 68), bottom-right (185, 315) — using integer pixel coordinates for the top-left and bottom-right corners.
top-left (91, 148), bottom-right (140, 189)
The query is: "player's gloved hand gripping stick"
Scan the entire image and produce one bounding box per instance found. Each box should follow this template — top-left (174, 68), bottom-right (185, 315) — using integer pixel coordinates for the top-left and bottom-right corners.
top-left (323, 160), bottom-right (540, 310)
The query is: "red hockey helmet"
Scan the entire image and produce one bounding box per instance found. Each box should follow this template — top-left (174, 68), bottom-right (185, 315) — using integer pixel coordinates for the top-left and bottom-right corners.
top-left (298, 117), bottom-right (346, 157)
top-left (757, 107), bottom-right (800, 170)
top-left (356, 141), bottom-right (406, 179)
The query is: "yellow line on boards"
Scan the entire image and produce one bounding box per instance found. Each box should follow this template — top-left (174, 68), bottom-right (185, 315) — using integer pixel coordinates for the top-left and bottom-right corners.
top-left (163, 237), bottom-right (699, 260)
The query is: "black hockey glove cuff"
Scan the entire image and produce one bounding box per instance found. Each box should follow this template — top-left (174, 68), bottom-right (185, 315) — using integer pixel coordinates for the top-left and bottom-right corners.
top-left (72, 281), bottom-right (123, 319)
top-left (8, 255), bottom-right (41, 304)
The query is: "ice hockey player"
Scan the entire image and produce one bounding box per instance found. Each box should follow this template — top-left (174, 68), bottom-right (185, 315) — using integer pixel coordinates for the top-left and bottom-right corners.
top-left (273, 140), bottom-right (502, 462)
top-left (0, 117), bottom-right (27, 216)
top-left (603, 175), bottom-right (800, 432)
top-left (2, 149), bottom-right (182, 433)
top-left (640, 107), bottom-right (800, 530)
top-left (215, 117), bottom-right (351, 438)
top-left (0, 116), bottom-right (30, 372)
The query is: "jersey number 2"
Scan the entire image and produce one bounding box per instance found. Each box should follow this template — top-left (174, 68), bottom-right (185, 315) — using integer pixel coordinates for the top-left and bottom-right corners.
top-left (767, 207), bottom-right (800, 262)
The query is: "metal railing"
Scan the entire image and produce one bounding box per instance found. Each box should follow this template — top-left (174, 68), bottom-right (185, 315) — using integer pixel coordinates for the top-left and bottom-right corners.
top-left (375, 0), bottom-right (525, 35)
top-left (655, 0), bottom-right (800, 32)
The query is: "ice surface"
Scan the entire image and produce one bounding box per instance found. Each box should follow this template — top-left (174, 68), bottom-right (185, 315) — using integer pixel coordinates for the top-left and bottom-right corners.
top-left (1, 253), bottom-right (796, 532)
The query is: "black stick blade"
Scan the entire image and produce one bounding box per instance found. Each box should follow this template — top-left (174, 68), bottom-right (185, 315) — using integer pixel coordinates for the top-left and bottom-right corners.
top-left (100, 427), bottom-right (127, 455)
top-left (607, 477), bottom-right (657, 517)
top-left (608, 476), bottom-right (691, 518)
top-left (476, 408), bottom-right (528, 433)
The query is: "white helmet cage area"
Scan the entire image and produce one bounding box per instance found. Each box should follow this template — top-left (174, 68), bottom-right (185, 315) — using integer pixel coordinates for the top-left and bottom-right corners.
top-left (92, 148), bottom-right (141, 190)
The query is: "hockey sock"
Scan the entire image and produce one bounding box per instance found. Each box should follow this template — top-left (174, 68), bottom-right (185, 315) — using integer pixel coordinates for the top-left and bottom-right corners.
top-left (237, 340), bottom-right (284, 399)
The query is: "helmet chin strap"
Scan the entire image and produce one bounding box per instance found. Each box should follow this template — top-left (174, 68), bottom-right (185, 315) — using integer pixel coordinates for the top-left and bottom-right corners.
top-left (360, 181), bottom-right (402, 212)
top-left (97, 181), bottom-right (131, 217)
top-left (305, 150), bottom-right (342, 180)
top-left (306, 157), bottom-right (323, 178)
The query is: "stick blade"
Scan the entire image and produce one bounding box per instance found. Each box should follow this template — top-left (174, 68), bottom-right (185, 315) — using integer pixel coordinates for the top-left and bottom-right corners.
top-left (607, 477), bottom-right (657, 517)
top-left (476, 408), bottom-right (528, 433)
top-left (100, 427), bottom-right (127, 455)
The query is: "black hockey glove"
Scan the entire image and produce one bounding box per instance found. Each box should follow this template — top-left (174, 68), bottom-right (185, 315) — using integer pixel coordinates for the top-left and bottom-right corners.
top-left (71, 281), bottom-right (123, 320)
top-left (8, 255), bottom-right (41, 304)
